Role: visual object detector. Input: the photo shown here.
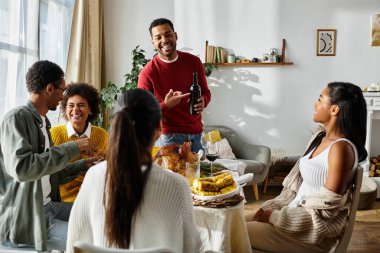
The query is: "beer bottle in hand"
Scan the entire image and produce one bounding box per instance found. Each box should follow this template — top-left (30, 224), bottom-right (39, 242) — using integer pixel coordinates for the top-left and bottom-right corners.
top-left (190, 72), bottom-right (201, 115)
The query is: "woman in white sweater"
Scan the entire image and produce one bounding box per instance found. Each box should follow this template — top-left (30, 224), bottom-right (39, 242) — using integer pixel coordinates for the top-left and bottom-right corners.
top-left (66, 89), bottom-right (201, 253)
top-left (246, 82), bottom-right (367, 252)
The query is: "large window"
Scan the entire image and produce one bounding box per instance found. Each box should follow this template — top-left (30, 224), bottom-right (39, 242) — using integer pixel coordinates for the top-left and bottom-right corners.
top-left (40, 0), bottom-right (74, 124)
top-left (39, 0), bottom-right (73, 69)
top-left (0, 0), bottom-right (74, 123)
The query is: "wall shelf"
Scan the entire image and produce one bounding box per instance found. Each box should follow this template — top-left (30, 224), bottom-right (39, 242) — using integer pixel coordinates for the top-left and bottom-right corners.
top-left (205, 39), bottom-right (293, 67)
top-left (213, 62), bottom-right (293, 67)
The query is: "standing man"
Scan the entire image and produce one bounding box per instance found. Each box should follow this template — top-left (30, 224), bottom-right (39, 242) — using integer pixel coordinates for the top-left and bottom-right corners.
top-left (0, 60), bottom-right (96, 252)
top-left (138, 18), bottom-right (211, 152)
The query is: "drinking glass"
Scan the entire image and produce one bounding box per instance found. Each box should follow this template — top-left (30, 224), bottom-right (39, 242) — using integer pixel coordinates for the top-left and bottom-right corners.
top-left (200, 132), bottom-right (207, 157)
top-left (205, 133), bottom-right (219, 177)
top-left (185, 162), bottom-right (200, 186)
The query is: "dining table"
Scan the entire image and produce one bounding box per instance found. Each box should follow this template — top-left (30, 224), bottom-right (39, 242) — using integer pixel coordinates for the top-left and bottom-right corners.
top-left (193, 201), bottom-right (251, 253)
top-left (192, 158), bottom-right (252, 253)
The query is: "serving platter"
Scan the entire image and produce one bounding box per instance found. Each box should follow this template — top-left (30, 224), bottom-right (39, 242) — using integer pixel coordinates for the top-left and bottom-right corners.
top-left (191, 181), bottom-right (240, 201)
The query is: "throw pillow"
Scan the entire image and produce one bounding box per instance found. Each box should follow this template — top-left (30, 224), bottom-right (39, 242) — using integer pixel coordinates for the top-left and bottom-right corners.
top-left (217, 138), bottom-right (236, 160)
top-left (205, 129), bottom-right (222, 143)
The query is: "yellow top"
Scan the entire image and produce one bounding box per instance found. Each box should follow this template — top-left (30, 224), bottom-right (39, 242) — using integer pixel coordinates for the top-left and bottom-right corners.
top-left (50, 124), bottom-right (108, 202)
top-left (50, 124), bottom-right (108, 160)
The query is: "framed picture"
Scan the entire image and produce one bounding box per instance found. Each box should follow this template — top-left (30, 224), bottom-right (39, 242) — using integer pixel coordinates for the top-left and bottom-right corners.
top-left (371, 14), bottom-right (380, 46)
top-left (317, 29), bottom-right (337, 56)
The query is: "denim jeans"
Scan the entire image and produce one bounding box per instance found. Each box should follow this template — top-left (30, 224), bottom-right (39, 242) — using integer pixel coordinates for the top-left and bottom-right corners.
top-left (156, 133), bottom-right (202, 152)
top-left (2, 202), bottom-right (72, 252)
top-left (44, 201), bottom-right (73, 251)
top-left (2, 241), bottom-right (34, 249)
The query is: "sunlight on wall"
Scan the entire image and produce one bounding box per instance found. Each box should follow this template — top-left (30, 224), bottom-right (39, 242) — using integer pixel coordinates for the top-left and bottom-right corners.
top-left (104, 0), bottom-right (380, 153)
top-left (243, 106), bottom-right (273, 119)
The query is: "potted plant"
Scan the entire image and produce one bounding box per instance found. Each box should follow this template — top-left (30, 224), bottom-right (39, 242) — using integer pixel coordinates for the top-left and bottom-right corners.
top-left (94, 46), bottom-right (148, 128)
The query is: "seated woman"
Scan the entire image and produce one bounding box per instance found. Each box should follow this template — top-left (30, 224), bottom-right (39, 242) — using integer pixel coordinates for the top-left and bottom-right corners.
top-left (246, 82), bottom-right (367, 253)
top-left (50, 82), bottom-right (107, 202)
top-left (66, 89), bottom-right (201, 253)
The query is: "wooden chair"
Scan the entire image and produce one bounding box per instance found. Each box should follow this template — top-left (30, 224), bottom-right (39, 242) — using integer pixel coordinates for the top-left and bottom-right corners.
top-left (73, 241), bottom-right (174, 253)
top-left (252, 166), bottom-right (363, 253)
top-left (332, 166), bottom-right (363, 253)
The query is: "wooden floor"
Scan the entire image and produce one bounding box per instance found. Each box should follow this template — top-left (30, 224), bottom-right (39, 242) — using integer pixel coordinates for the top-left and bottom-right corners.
top-left (243, 185), bottom-right (380, 253)
top-left (347, 221), bottom-right (380, 253)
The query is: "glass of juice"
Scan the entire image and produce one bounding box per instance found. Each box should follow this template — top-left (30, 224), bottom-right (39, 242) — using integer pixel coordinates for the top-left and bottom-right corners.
top-left (185, 162), bottom-right (200, 186)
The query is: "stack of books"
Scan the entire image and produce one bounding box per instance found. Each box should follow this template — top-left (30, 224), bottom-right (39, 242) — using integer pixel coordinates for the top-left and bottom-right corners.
top-left (206, 44), bottom-right (227, 64)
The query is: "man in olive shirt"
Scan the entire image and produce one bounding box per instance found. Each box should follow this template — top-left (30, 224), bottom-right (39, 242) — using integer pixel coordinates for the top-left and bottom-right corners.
top-left (0, 60), bottom-right (96, 252)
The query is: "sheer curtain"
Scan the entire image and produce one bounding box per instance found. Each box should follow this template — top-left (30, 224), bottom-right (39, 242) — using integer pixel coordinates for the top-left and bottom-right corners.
top-left (39, 0), bottom-right (73, 69)
top-left (0, 0), bottom-right (39, 121)
top-left (40, 0), bottom-right (74, 125)
top-left (0, 0), bottom-right (74, 123)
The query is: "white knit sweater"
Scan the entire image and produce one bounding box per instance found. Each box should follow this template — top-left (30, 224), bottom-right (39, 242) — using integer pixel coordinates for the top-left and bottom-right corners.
top-left (66, 162), bottom-right (201, 253)
top-left (261, 131), bottom-right (357, 249)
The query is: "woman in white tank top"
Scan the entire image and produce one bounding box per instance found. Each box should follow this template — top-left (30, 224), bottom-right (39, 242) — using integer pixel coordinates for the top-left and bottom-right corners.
top-left (288, 138), bottom-right (358, 208)
top-left (246, 82), bottom-right (367, 253)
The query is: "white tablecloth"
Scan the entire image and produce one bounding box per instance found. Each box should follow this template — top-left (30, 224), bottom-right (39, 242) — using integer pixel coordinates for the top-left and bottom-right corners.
top-left (215, 159), bottom-right (246, 175)
top-left (194, 202), bottom-right (251, 253)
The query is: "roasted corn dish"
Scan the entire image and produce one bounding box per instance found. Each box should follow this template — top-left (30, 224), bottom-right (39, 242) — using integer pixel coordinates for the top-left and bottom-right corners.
top-left (192, 172), bottom-right (237, 196)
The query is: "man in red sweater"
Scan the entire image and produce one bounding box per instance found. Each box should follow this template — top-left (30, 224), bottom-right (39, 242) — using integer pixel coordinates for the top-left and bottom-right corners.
top-left (138, 18), bottom-right (211, 152)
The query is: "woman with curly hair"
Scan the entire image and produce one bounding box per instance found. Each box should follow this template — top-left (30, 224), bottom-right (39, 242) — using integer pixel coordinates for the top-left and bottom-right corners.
top-left (50, 82), bottom-right (107, 202)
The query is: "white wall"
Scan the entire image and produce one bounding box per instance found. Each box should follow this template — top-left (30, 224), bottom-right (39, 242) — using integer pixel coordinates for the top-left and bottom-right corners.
top-left (104, 0), bottom-right (380, 155)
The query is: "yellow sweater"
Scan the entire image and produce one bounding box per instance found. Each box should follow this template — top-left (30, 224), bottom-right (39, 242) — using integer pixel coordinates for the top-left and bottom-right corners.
top-left (50, 125), bottom-right (108, 202)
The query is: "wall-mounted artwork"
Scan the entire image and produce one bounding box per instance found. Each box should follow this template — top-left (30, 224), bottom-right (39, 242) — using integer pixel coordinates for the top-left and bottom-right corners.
top-left (317, 29), bottom-right (336, 56)
top-left (371, 14), bottom-right (380, 46)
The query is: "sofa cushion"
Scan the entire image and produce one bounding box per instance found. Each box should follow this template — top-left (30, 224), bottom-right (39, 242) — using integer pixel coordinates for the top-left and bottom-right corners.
top-left (203, 125), bottom-right (272, 190)
top-left (205, 129), bottom-right (222, 143)
top-left (239, 159), bottom-right (264, 175)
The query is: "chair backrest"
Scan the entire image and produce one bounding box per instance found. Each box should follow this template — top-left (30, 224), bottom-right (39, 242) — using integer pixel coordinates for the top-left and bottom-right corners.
top-left (332, 166), bottom-right (363, 253)
top-left (73, 241), bottom-right (174, 253)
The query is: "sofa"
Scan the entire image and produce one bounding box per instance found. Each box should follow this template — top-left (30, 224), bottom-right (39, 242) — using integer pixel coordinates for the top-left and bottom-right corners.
top-left (204, 125), bottom-right (271, 200)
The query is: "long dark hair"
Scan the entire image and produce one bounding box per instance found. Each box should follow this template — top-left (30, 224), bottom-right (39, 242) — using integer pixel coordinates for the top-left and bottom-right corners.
top-left (305, 82), bottom-right (367, 162)
top-left (104, 89), bottom-right (161, 248)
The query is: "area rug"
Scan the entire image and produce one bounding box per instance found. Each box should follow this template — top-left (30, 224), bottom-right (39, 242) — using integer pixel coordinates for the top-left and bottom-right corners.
top-left (356, 208), bottom-right (380, 222)
top-left (245, 201), bottom-right (380, 222)
top-left (355, 201), bottom-right (380, 222)
top-left (244, 201), bottom-right (265, 215)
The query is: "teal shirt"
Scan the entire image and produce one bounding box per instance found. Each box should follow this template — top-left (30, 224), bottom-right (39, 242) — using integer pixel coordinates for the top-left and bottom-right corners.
top-left (0, 101), bottom-right (86, 251)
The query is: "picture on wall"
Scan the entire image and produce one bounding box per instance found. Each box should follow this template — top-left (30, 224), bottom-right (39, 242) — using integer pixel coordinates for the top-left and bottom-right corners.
top-left (371, 14), bottom-right (380, 46)
top-left (317, 29), bottom-right (337, 56)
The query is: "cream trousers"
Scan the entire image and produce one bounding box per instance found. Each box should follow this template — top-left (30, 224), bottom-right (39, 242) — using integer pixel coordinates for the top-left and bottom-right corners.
top-left (245, 212), bottom-right (330, 253)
